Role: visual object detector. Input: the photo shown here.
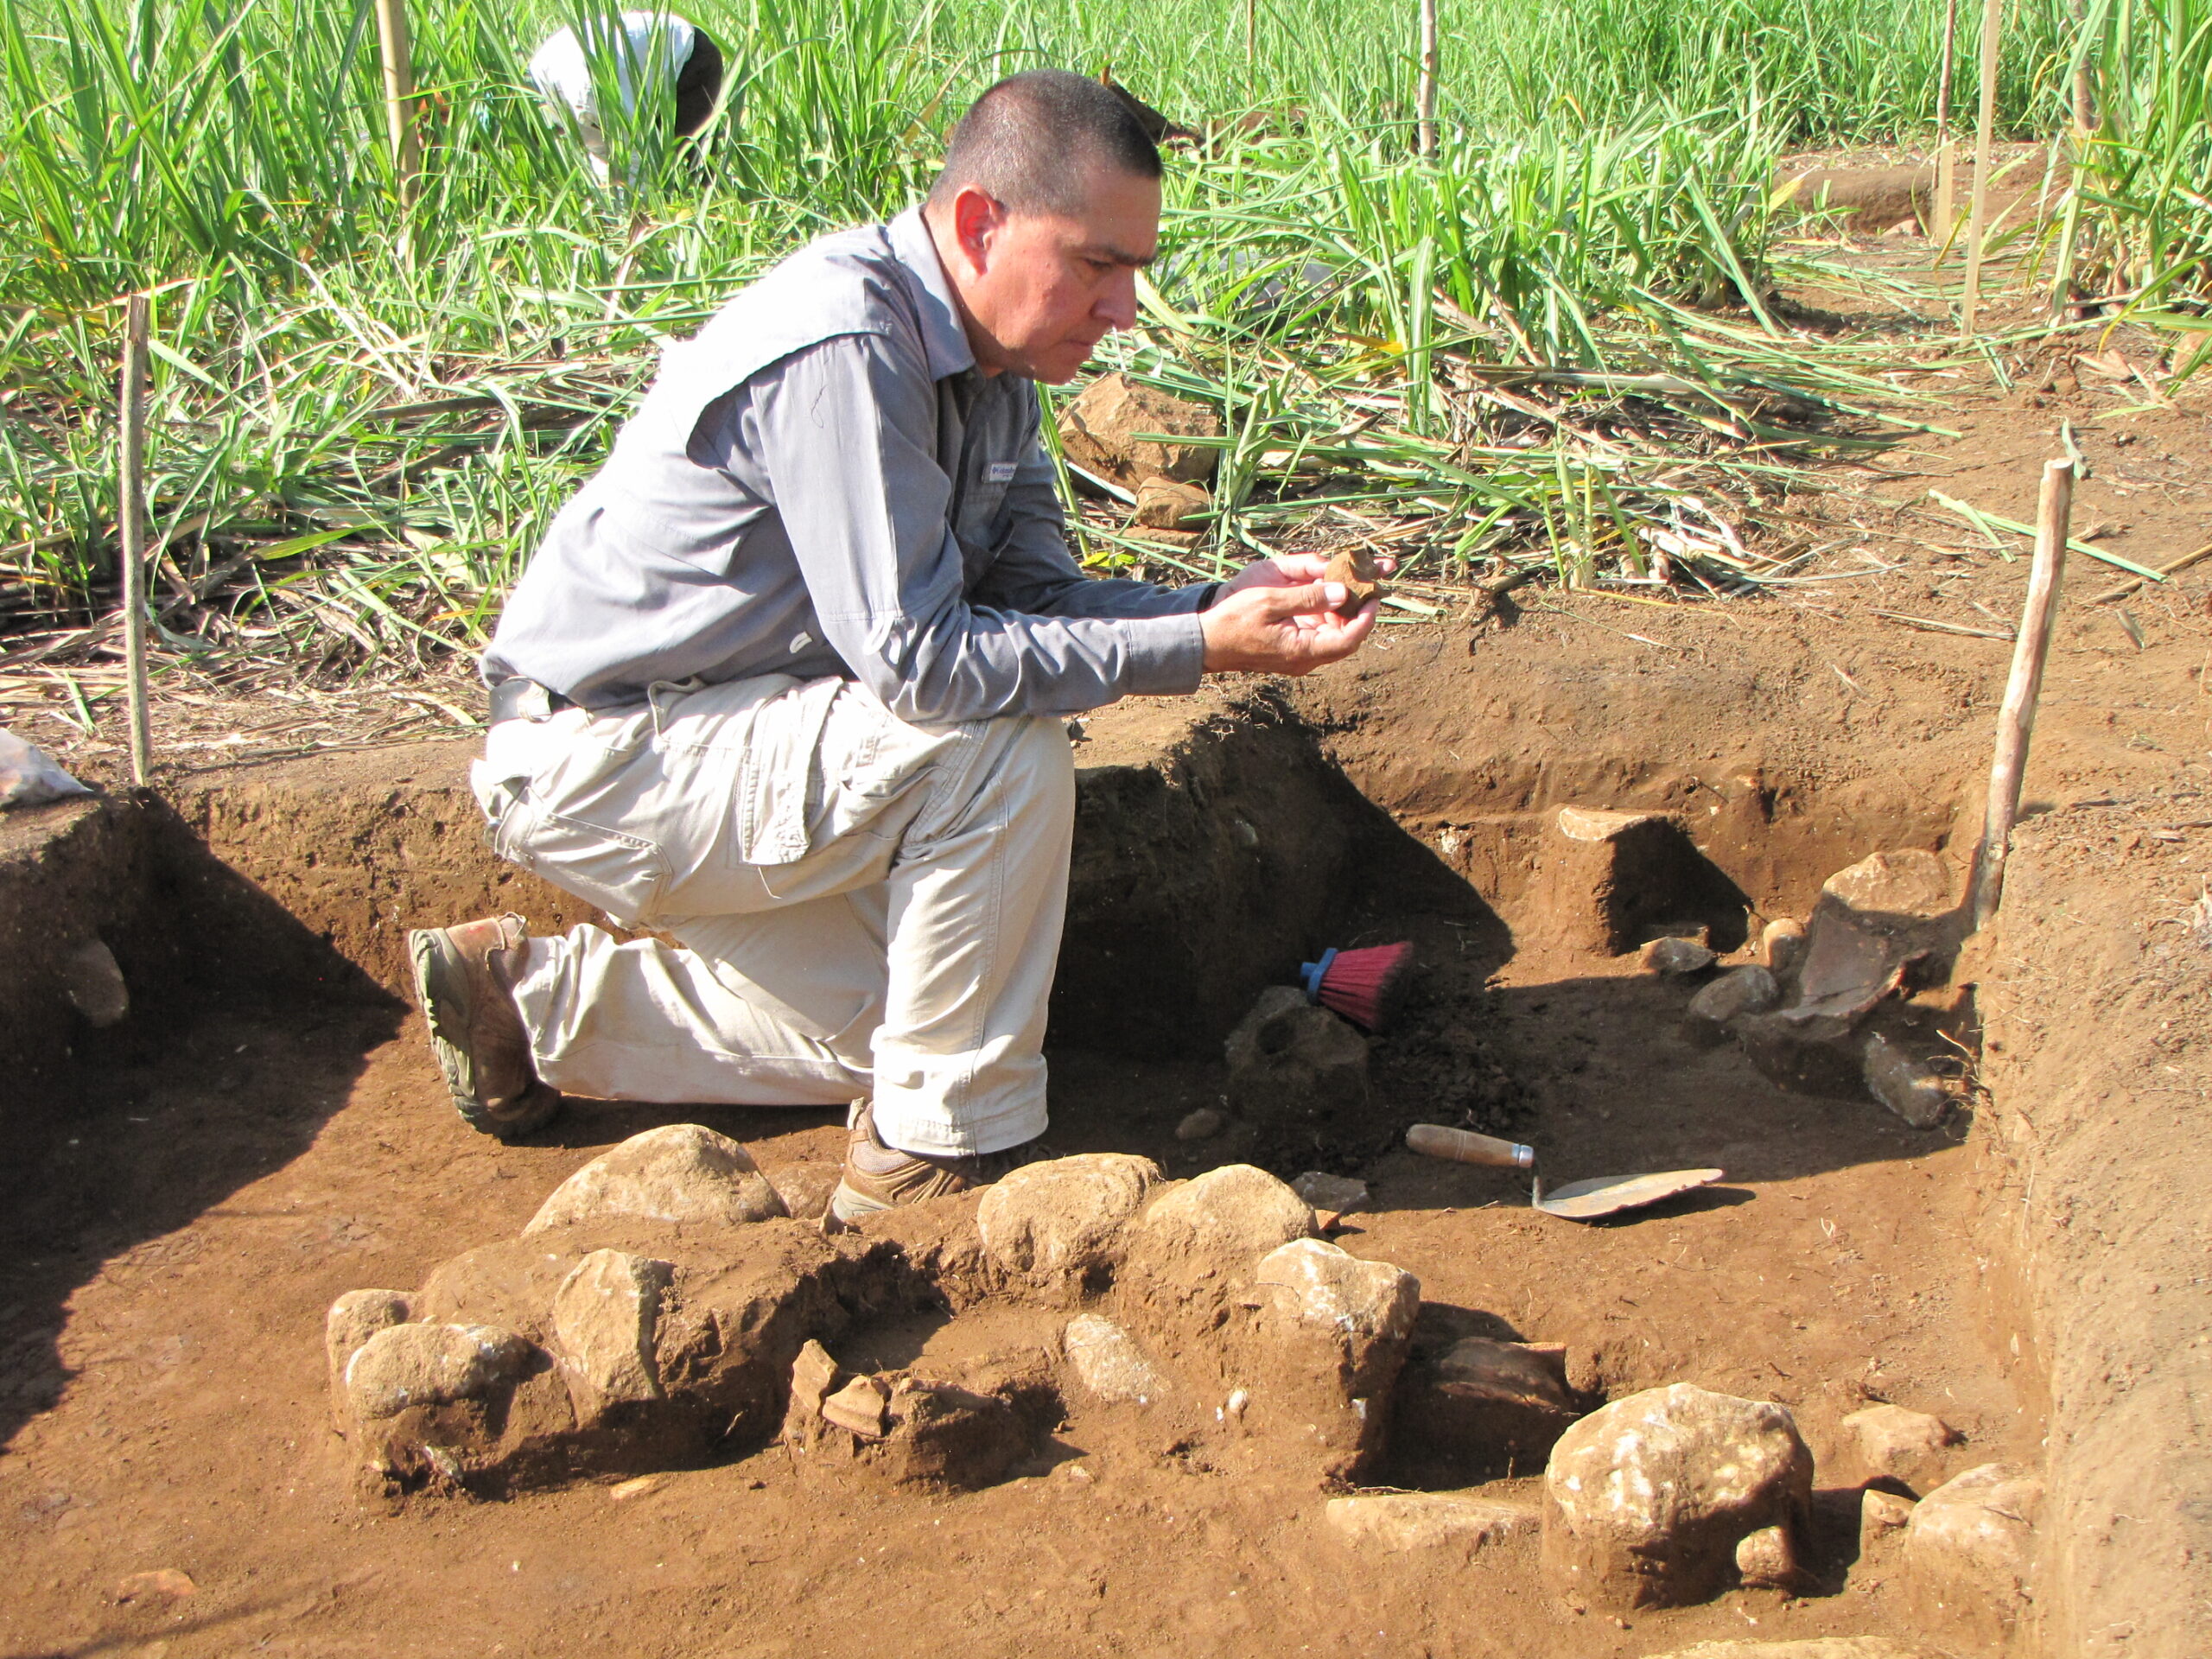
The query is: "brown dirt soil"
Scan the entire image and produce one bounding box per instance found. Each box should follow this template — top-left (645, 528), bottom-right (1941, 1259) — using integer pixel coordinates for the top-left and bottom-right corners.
top-left (3, 253), bottom-right (2212, 1659)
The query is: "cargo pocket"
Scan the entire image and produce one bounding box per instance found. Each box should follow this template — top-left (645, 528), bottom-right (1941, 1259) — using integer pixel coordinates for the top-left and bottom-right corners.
top-left (504, 801), bottom-right (668, 928)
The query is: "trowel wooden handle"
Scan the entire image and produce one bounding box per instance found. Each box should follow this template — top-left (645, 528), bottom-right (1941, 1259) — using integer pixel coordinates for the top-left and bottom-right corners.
top-left (1407, 1124), bottom-right (1535, 1169)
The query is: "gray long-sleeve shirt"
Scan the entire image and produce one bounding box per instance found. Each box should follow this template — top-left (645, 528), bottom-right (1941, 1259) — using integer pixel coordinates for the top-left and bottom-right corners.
top-left (483, 207), bottom-right (1211, 721)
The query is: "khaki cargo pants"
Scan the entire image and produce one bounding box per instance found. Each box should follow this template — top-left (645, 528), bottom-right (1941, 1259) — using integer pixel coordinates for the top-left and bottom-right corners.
top-left (470, 674), bottom-right (1074, 1156)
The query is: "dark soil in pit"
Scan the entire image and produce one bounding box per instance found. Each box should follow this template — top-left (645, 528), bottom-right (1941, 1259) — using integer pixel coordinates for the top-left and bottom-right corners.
top-left (1, 626), bottom-right (2053, 1659)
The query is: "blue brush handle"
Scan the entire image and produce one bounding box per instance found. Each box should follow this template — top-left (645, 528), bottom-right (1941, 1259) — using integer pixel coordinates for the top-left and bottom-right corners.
top-left (1300, 948), bottom-right (1338, 1001)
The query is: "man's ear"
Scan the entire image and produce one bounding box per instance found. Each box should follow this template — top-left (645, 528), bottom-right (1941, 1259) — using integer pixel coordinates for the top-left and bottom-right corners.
top-left (950, 184), bottom-right (1005, 274)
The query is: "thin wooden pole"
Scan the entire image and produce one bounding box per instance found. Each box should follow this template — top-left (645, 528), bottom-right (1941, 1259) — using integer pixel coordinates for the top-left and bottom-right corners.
top-left (1970, 457), bottom-right (2075, 930)
top-left (118, 294), bottom-right (152, 787)
top-left (1959, 0), bottom-right (2005, 335)
top-left (1415, 0), bottom-right (1439, 158)
top-left (374, 0), bottom-right (421, 209)
top-left (1933, 0), bottom-right (1960, 256)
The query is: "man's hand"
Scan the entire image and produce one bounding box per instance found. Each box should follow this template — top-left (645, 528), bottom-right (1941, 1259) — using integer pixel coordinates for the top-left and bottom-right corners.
top-left (1200, 580), bottom-right (1378, 675)
top-left (1216, 550), bottom-right (1394, 598)
top-left (1198, 551), bottom-right (1395, 676)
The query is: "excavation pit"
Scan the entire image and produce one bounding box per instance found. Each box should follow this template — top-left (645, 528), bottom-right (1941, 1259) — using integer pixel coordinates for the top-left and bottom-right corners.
top-left (0, 628), bottom-right (2196, 1656)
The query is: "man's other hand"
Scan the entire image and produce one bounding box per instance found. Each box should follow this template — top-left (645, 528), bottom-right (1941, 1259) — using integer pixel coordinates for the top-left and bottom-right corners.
top-left (1199, 579), bottom-right (1379, 676)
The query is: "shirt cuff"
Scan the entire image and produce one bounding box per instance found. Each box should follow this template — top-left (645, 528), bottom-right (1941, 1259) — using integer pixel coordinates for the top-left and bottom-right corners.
top-left (1120, 611), bottom-right (1208, 697)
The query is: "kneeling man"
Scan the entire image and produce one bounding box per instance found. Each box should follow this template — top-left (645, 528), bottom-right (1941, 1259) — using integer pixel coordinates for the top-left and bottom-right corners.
top-left (411, 69), bottom-right (1382, 1223)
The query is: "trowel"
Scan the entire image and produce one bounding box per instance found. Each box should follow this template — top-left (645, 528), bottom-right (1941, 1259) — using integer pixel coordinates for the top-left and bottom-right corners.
top-left (1530, 1167), bottom-right (1725, 1222)
top-left (1404, 1124), bottom-right (1725, 1222)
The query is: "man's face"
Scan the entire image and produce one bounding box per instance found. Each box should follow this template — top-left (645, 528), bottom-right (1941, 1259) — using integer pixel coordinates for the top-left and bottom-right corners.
top-left (935, 165), bottom-right (1160, 384)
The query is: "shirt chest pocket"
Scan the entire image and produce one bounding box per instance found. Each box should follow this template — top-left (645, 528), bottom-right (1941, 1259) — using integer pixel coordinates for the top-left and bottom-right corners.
top-left (953, 473), bottom-right (1013, 572)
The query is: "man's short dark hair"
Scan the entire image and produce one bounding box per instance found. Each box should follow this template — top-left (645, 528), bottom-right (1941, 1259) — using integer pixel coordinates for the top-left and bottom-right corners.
top-left (928, 70), bottom-right (1163, 217)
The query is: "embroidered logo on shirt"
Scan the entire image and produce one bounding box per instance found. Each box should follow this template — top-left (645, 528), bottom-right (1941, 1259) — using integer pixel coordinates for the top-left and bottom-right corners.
top-left (985, 462), bottom-right (1019, 483)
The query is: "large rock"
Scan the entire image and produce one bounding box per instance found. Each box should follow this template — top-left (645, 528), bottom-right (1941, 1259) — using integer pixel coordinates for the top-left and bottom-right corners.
top-left (524, 1124), bottom-right (786, 1235)
top-left (1904, 1463), bottom-right (2041, 1648)
top-left (550, 1249), bottom-right (672, 1421)
top-left (1861, 1034), bottom-right (1948, 1129)
top-left (1127, 1164), bottom-right (1315, 1277)
top-left (344, 1322), bottom-right (537, 1422)
top-left (1244, 1237), bottom-right (1419, 1477)
top-left (1223, 985), bottom-right (1370, 1132)
top-left (1840, 1402), bottom-right (1960, 1491)
top-left (1061, 1314), bottom-right (1168, 1405)
top-left (1056, 372), bottom-right (1221, 488)
top-left (1683, 965), bottom-right (1779, 1047)
top-left (1324, 1492), bottom-right (1535, 1554)
top-left (1394, 1335), bottom-right (1578, 1478)
top-left (1542, 1382), bottom-right (1814, 1611)
top-left (976, 1154), bottom-right (1161, 1287)
top-left (326, 1289), bottom-right (413, 1406)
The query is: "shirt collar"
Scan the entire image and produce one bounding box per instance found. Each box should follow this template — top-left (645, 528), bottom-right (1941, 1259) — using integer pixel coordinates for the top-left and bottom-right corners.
top-left (887, 206), bottom-right (977, 382)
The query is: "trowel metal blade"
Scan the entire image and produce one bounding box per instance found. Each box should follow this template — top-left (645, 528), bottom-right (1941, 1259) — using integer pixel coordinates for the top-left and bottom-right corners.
top-left (1532, 1167), bottom-right (1726, 1221)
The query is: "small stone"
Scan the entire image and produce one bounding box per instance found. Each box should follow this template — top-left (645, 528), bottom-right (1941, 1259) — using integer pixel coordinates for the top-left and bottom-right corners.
top-left (607, 1473), bottom-right (666, 1503)
top-left (821, 1376), bottom-right (889, 1440)
top-left (1733, 1523), bottom-right (1805, 1591)
top-left (789, 1339), bottom-right (842, 1421)
top-left (1223, 986), bottom-right (1370, 1131)
top-left (880, 1378), bottom-right (1027, 1490)
top-left (1860, 1488), bottom-right (1916, 1550)
top-left (344, 1322), bottom-right (537, 1422)
top-left (1862, 1035), bottom-right (1948, 1129)
top-left (976, 1153), bottom-right (1162, 1282)
top-left (325, 1289), bottom-right (413, 1401)
top-left (550, 1249), bottom-right (671, 1415)
top-left (1132, 475), bottom-right (1211, 530)
top-left (1822, 849), bottom-right (1954, 918)
top-left (1321, 547), bottom-right (1388, 615)
top-left (1175, 1108), bottom-right (1226, 1141)
top-left (115, 1568), bottom-right (196, 1602)
top-left (1904, 1463), bottom-right (2041, 1647)
top-left (1841, 1403), bottom-right (1961, 1488)
top-left (1542, 1382), bottom-right (1813, 1612)
top-left (1642, 937), bottom-right (1718, 976)
top-left (1291, 1172), bottom-right (1370, 1214)
top-left (765, 1163), bottom-right (840, 1222)
top-left (1129, 1164), bottom-right (1315, 1269)
top-left (1555, 806), bottom-right (1670, 842)
top-left (1761, 918), bottom-right (1808, 978)
top-left (525, 1123), bottom-right (786, 1234)
top-left (1062, 1314), bottom-right (1168, 1405)
top-left (1683, 965), bottom-right (1780, 1047)
top-left (60, 938), bottom-right (128, 1027)
top-left (1056, 372), bottom-right (1222, 488)
top-left (1324, 1492), bottom-right (1536, 1554)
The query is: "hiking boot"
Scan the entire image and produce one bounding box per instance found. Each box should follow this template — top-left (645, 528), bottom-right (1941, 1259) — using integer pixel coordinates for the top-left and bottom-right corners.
top-left (827, 1100), bottom-right (1040, 1224)
top-left (408, 913), bottom-right (563, 1141)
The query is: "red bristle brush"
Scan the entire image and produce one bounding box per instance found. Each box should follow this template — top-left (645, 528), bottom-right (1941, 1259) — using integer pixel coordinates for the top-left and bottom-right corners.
top-left (1299, 942), bottom-right (1413, 1032)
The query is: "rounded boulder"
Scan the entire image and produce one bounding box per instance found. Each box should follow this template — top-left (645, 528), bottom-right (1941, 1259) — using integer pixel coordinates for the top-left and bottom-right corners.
top-left (1542, 1382), bottom-right (1813, 1611)
top-left (976, 1153), bottom-right (1163, 1281)
top-left (524, 1123), bottom-right (786, 1235)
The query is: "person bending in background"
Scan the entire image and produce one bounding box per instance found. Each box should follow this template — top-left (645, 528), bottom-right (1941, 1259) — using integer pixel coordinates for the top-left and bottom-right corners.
top-left (410, 71), bottom-right (1383, 1224)
top-left (528, 10), bottom-right (724, 179)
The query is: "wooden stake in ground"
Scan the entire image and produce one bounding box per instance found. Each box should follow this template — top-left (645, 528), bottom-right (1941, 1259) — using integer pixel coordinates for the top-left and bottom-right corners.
top-left (1959, 0), bottom-right (2005, 335)
top-left (1969, 457), bottom-right (2075, 930)
top-left (374, 0), bottom-right (421, 209)
top-left (118, 293), bottom-right (152, 787)
top-left (1415, 0), bottom-right (1439, 158)
top-left (1933, 0), bottom-right (1960, 255)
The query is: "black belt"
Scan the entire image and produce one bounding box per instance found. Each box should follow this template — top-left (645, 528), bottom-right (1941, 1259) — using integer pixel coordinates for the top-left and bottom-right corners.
top-left (486, 678), bottom-right (575, 725)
